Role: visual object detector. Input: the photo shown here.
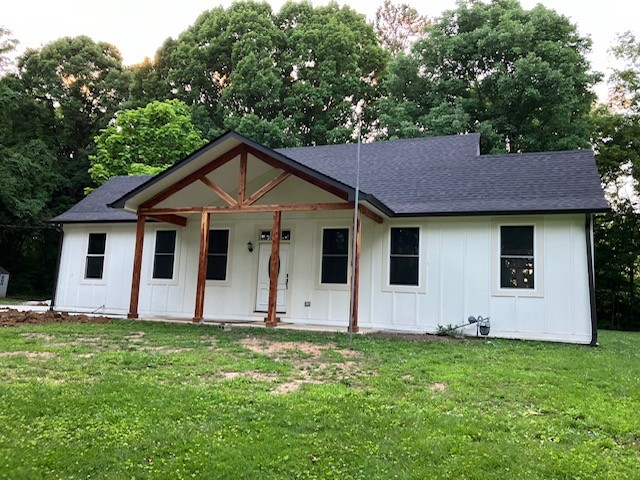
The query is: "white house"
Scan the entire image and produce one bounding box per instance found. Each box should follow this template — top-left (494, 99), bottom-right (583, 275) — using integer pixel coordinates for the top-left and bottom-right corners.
top-left (0, 266), bottom-right (9, 298)
top-left (51, 132), bottom-right (609, 344)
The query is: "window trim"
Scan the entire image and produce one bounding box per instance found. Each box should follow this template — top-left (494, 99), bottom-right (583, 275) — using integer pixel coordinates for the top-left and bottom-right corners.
top-left (382, 224), bottom-right (426, 293)
top-left (80, 229), bottom-right (108, 285)
top-left (491, 217), bottom-right (544, 298)
top-left (148, 227), bottom-right (180, 285)
top-left (206, 227), bottom-right (233, 286)
top-left (316, 224), bottom-right (351, 291)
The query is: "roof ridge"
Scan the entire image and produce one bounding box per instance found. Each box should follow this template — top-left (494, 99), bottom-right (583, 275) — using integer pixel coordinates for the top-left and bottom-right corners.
top-left (278, 133), bottom-right (481, 151)
top-left (480, 149), bottom-right (593, 159)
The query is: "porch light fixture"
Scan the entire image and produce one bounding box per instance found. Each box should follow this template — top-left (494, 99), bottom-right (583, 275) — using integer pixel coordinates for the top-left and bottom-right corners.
top-left (247, 241), bottom-right (254, 253)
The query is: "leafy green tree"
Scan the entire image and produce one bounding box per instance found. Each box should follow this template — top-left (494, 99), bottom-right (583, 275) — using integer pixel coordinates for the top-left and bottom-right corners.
top-left (0, 27), bottom-right (18, 74)
top-left (126, 58), bottom-right (169, 109)
top-left (609, 31), bottom-right (640, 112)
top-left (374, 0), bottom-right (429, 56)
top-left (376, 0), bottom-right (599, 153)
top-left (153, 1), bottom-right (387, 146)
top-left (591, 32), bottom-right (640, 330)
top-left (277, 1), bottom-right (388, 145)
top-left (594, 198), bottom-right (640, 330)
top-left (0, 74), bottom-right (61, 296)
top-left (154, 2), bottom-right (283, 139)
top-left (18, 36), bottom-right (129, 205)
top-left (88, 99), bottom-right (206, 187)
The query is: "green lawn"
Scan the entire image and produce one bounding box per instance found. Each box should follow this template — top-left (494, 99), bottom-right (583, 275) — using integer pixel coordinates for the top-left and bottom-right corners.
top-left (0, 322), bottom-right (638, 479)
top-left (0, 298), bottom-right (25, 305)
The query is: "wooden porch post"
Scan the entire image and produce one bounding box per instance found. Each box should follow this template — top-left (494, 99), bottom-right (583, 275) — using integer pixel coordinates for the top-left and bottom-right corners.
top-left (194, 211), bottom-right (210, 323)
top-left (265, 210), bottom-right (282, 327)
top-left (350, 210), bottom-right (362, 333)
top-left (128, 214), bottom-right (146, 319)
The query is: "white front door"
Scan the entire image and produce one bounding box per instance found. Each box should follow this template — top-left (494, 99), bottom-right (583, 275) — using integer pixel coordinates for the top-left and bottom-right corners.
top-left (255, 242), bottom-right (289, 313)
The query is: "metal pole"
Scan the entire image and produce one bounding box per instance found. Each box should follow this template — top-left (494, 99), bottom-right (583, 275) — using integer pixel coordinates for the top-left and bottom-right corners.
top-left (348, 120), bottom-right (361, 345)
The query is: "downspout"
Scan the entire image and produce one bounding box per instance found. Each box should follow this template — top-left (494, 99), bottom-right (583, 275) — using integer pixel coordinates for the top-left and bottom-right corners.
top-left (49, 223), bottom-right (64, 311)
top-left (585, 214), bottom-right (598, 346)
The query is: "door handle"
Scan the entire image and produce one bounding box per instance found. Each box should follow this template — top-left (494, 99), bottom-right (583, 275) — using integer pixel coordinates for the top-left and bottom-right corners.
top-left (286, 274), bottom-right (289, 290)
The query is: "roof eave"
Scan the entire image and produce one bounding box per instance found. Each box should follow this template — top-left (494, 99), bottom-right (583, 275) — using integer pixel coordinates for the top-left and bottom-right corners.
top-left (359, 193), bottom-right (394, 217)
top-left (391, 207), bottom-right (611, 218)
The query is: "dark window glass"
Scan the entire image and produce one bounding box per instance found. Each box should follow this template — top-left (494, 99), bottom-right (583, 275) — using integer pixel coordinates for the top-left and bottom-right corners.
top-left (391, 228), bottom-right (419, 256)
top-left (85, 233), bottom-right (106, 279)
top-left (85, 256), bottom-right (104, 279)
top-left (155, 230), bottom-right (176, 254)
top-left (501, 226), bottom-right (534, 256)
top-left (390, 228), bottom-right (419, 286)
top-left (87, 233), bottom-right (106, 254)
top-left (500, 226), bottom-right (534, 289)
top-left (321, 228), bottom-right (348, 284)
top-left (207, 230), bottom-right (229, 281)
top-left (153, 230), bottom-right (176, 279)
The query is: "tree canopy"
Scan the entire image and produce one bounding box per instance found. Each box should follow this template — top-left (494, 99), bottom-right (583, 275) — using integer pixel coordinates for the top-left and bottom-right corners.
top-left (151, 1), bottom-right (387, 146)
top-left (0, 27), bottom-right (18, 73)
top-left (88, 99), bottom-right (206, 187)
top-left (374, 0), bottom-right (429, 56)
top-left (376, 0), bottom-right (599, 153)
top-left (591, 32), bottom-right (640, 330)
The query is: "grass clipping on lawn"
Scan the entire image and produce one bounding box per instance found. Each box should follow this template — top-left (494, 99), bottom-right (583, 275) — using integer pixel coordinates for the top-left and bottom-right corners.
top-left (0, 320), bottom-right (638, 479)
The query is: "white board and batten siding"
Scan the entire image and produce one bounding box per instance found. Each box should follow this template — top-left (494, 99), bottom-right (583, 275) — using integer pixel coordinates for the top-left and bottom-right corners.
top-left (55, 224), bottom-right (136, 315)
top-left (54, 213), bottom-right (593, 344)
top-left (363, 215), bottom-right (591, 344)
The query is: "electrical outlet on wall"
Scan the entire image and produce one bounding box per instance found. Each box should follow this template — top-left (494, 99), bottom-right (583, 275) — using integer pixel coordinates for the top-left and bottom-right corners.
top-left (304, 301), bottom-right (311, 307)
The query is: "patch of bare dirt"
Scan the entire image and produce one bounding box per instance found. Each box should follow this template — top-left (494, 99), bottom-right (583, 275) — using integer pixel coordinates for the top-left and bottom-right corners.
top-left (136, 346), bottom-right (192, 353)
top-left (272, 378), bottom-right (323, 394)
top-left (239, 337), bottom-right (360, 361)
top-left (48, 336), bottom-right (107, 347)
top-left (123, 331), bottom-right (146, 342)
top-left (0, 308), bottom-right (113, 327)
top-left (367, 332), bottom-right (469, 343)
top-left (0, 351), bottom-right (56, 360)
top-left (237, 336), bottom-right (370, 393)
top-left (19, 333), bottom-right (55, 341)
top-left (429, 382), bottom-right (447, 392)
top-left (19, 329), bottom-right (199, 356)
top-left (201, 336), bottom-right (218, 350)
top-left (218, 371), bottom-right (279, 381)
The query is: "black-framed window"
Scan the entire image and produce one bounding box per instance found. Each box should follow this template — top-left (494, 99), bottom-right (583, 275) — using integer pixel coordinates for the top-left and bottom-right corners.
top-left (153, 230), bottom-right (177, 279)
top-left (207, 229), bottom-right (229, 281)
top-left (390, 227), bottom-right (420, 286)
top-left (85, 233), bottom-right (106, 279)
top-left (500, 225), bottom-right (534, 289)
top-left (321, 228), bottom-right (349, 284)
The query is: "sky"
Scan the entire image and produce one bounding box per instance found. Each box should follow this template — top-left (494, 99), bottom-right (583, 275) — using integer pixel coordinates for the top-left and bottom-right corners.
top-left (3, 0), bottom-right (639, 97)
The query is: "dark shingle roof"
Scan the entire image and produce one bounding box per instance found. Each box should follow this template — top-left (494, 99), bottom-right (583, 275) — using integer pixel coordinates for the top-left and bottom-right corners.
top-left (51, 133), bottom-right (608, 223)
top-left (0, 265), bottom-right (9, 275)
top-left (51, 176), bottom-right (153, 223)
top-left (278, 139), bottom-right (609, 215)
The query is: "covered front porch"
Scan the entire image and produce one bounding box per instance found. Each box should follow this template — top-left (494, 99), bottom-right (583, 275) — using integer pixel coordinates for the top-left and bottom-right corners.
top-left (109, 132), bottom-right (384, 332)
